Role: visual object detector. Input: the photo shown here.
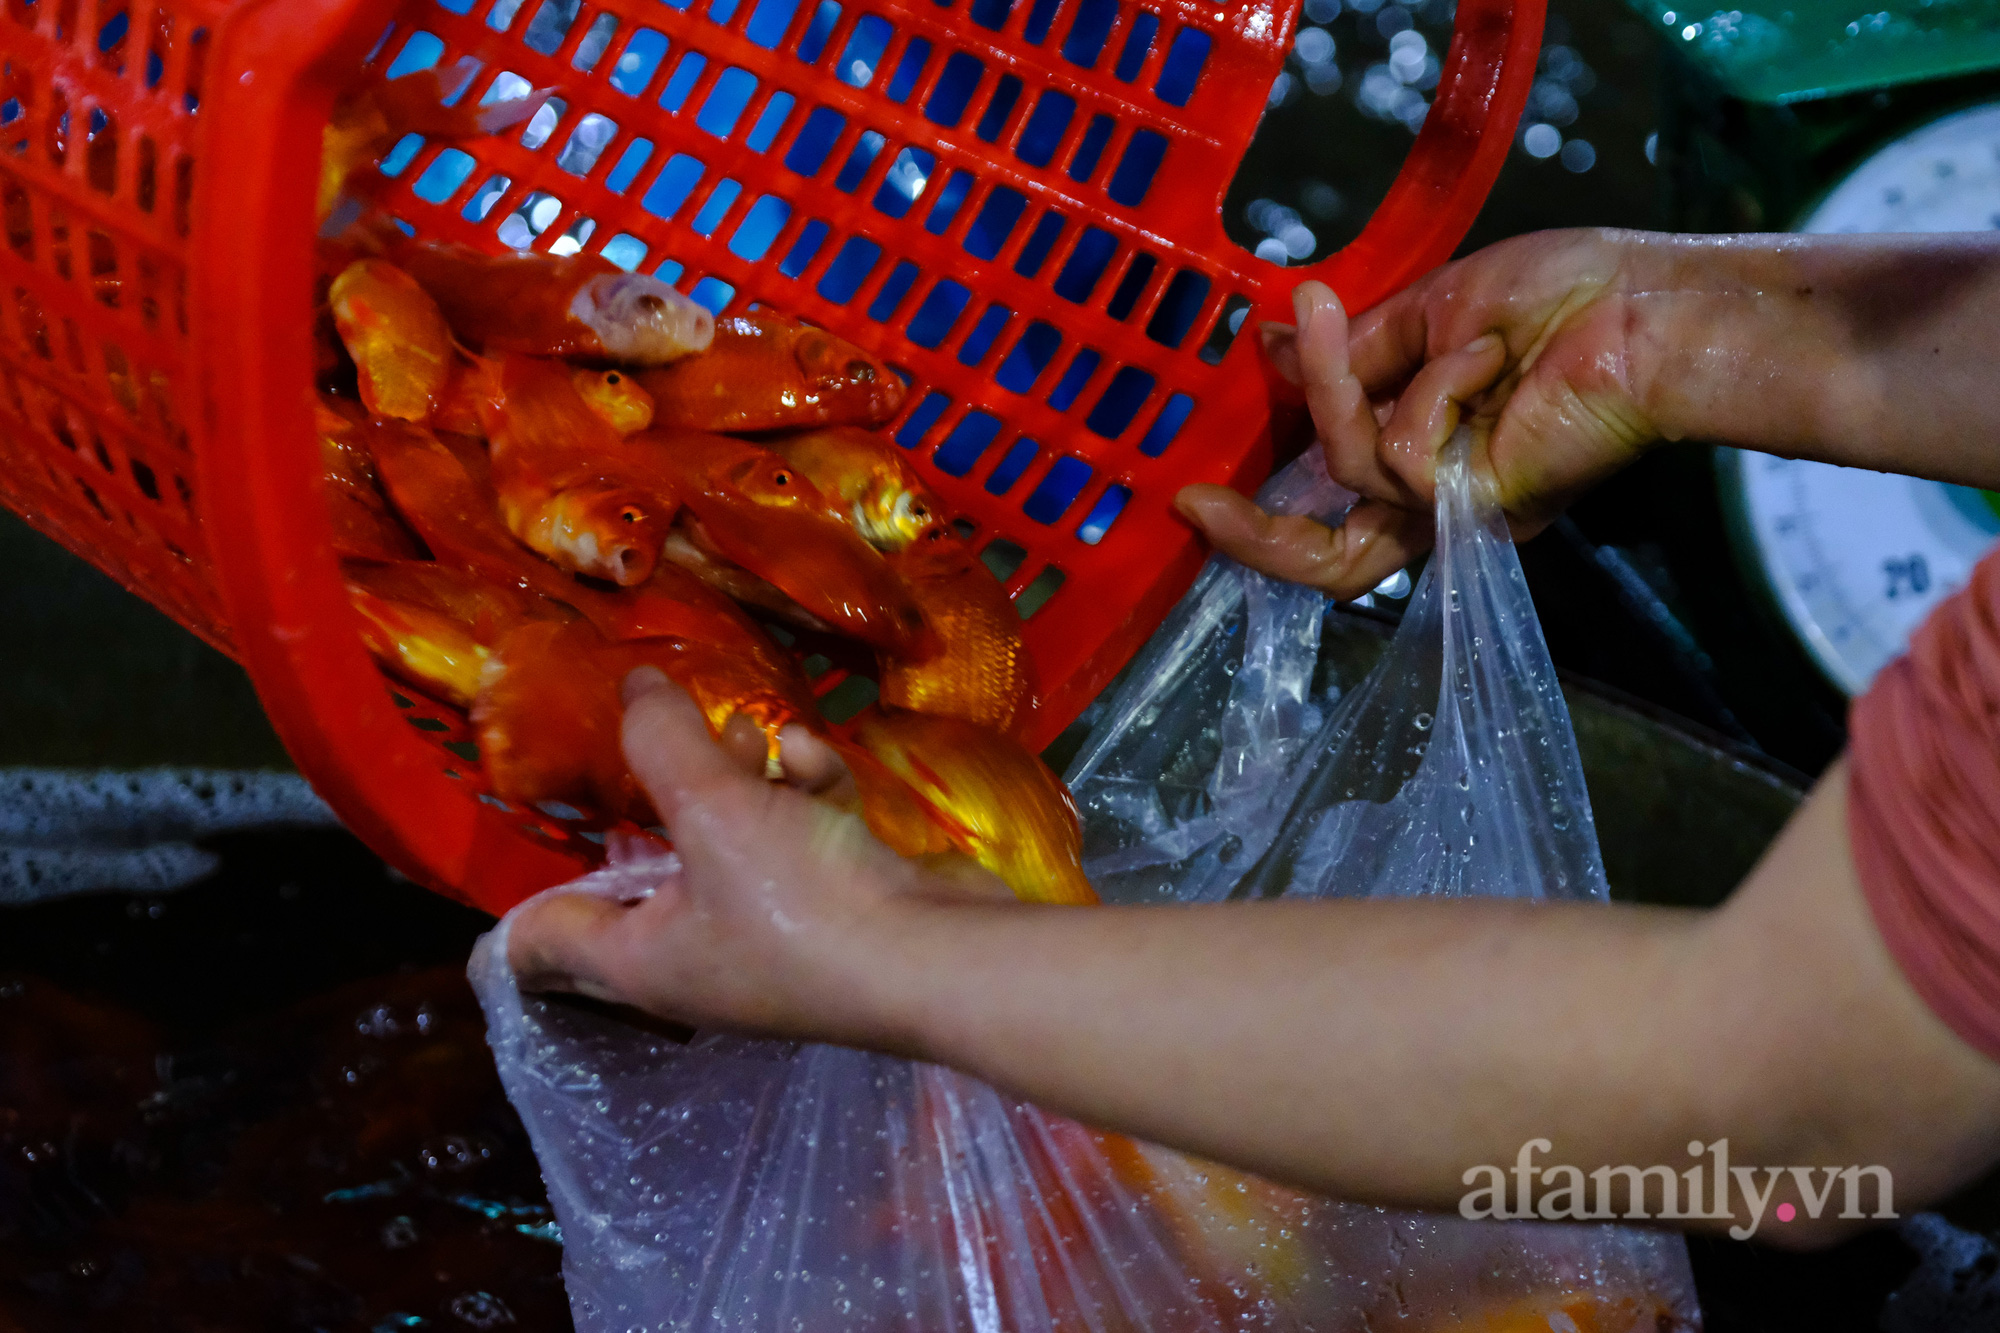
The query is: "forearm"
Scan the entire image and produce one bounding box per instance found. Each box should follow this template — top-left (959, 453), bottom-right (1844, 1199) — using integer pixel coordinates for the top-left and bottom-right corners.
top-left (851, 767), bottom-right (2000, 1236)
top-left (870, 891), bottom-right (1711, 1211)
top-left (1633, 232), bottom-right (2000, 489)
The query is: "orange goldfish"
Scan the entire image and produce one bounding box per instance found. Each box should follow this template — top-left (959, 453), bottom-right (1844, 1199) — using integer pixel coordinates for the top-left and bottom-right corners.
top-left (476, 617), bottom-right (964, 847)
top-left (820, 737), bottom-right (957, 858)
top-left (477, 354), bottom-right (661, 452)
top-left (766, 426), bottom-right (945, 551)
top-left (476, 356), bottom-right (677, 587)
top-left (430, 352), bottom-right (502, 437)
top-left (632, 430), bottom-right (930, 653)
top-left (475, 616), bottom-right (821, 817)
top-left (1110, 1139), bottom-right (1317, 1312)
top-left (343, 559), bottom-right (547, 706)
top-left (315, 396), bottom-right (425, 561)
top-left (364, 420), bottom-right (583, 605)
top-left (648, 635), bottom-right (821, 766)
top-left (346, 558), bottom-right (551, 636)
top-left (508, 479), bottom-right (666, 588)
top-left (328, 260), bottom-right (455, 422)
top-left (851, 709), bottom-right (1094, 906)
top-left (634, 314), bottom-right (905, 433)
top-left (571, 367), bottom-right (656, 434)
top-left (586, 561), bottom-right (797, 652)
top-left (766, 426), bottom-right (1027, 731)
top-left (320, 64), bottom-right (546, 218)
top-left (892, 1088), bottom-right (1282, 1333)
top-left (451, 354), bottom-right (655, 439)
top-left (474, 619), bottom-right (649, 820)
top-left (362, 419), bottom-right (740, 646)
top-left (391, 238), bottom-right (713, 366)
top-left (655, 520), bottom-right (836, 634)
top-left (878, 526), bottom-right (1031, 735)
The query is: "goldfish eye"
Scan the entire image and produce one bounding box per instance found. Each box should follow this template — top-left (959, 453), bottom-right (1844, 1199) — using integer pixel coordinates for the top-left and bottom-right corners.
top-left (619, 507), bottom-right (645, 524)
top-left (847, 360), bottom-right (876, 382)
top-left (911, 503), bottom-right (930, 518)
top-left (772, 470), bottom-right (792, 486)
top-left (605, 372), bottom-right (623, 385)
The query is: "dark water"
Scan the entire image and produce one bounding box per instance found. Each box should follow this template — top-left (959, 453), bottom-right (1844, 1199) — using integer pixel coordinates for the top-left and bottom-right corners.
top-left (0, 830), bottom-right (571, 1333)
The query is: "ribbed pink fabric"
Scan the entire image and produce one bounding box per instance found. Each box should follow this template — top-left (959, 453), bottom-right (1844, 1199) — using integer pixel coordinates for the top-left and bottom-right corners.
top-left (1848, 545), bottom-right (2000, 1062)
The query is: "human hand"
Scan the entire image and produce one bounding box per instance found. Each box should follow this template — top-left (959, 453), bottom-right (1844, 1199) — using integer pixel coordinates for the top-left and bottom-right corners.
top-left (1177, 228), bottom-right (1672, 599)
top-left (505, 668), bottom-right (1010, 1045)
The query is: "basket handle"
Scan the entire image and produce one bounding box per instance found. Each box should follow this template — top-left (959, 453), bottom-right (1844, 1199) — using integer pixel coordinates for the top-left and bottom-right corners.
top-left (1257, 0), bottom-right (1545, 325)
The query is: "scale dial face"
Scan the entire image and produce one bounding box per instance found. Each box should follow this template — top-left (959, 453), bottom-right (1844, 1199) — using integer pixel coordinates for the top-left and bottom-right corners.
top-left (1800, 101), bottom-right (2000, 233)
top-left (1726, 101), bottom-right (2000, 696)
top-left (1732, 456), bottom-right (1999, 695)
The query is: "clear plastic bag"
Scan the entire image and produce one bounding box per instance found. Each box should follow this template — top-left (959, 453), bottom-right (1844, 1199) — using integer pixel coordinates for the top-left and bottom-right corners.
top-left (1071, 427), bottom-right (1607, 907)
top-left (467, 430), bottom-right (1700, 1332)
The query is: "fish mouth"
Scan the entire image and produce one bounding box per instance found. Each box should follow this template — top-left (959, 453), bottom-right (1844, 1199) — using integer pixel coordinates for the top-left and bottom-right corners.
top-left (793, 333), bottom-right (881, 389)
top-left (548, 520), bottom-right (657, 587)
top-left (855, 490), bottom-right (929, 551)
top-left (594, 531), bottom-right (661, 586)
top-left (572, 274), bottom-right (715, 364)
top-left (611, 545), bottom-right (649, 581)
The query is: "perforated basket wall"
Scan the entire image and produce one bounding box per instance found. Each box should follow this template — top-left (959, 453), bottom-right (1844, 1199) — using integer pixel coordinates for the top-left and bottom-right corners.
top-left (0, 0), bottom-right (1539, 912)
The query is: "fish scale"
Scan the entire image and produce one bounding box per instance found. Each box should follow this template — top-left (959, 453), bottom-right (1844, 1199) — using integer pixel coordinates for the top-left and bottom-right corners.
top-left (0, 0), bottom-right (1539, 908)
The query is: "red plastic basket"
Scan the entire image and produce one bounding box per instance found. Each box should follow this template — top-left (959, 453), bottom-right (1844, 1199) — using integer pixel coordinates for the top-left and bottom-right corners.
top-left (1, 0), bottom-right (1540, 913)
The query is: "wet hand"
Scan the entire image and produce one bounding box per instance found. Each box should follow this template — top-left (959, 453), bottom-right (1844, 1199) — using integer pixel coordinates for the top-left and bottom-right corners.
top-left (505, 668), bottom-right (1008, 1044)
top-left (1177, 229), bottom-right (1668, 598)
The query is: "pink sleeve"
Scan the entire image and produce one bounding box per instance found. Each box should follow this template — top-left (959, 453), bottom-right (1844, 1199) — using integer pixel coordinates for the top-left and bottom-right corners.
top-left (1847, 544), bottom-right (2000, 1062)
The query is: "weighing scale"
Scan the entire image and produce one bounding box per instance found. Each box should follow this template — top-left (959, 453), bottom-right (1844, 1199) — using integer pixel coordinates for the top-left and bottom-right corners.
top-left (1720, 101), bottom-right (2000, 695)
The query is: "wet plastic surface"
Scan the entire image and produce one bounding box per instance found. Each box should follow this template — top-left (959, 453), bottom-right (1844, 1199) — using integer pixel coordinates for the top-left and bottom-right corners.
top-left (1072, 429), bottom-right (1609, 906)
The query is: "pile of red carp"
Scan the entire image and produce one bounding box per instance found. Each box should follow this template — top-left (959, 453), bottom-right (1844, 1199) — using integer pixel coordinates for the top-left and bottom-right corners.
top-left (317, 75), bottom-right (1091, 904)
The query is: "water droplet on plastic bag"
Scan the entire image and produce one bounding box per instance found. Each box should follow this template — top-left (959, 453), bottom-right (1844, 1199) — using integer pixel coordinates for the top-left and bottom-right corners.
top-left (1412, 712), bottom-right (1432, 731)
